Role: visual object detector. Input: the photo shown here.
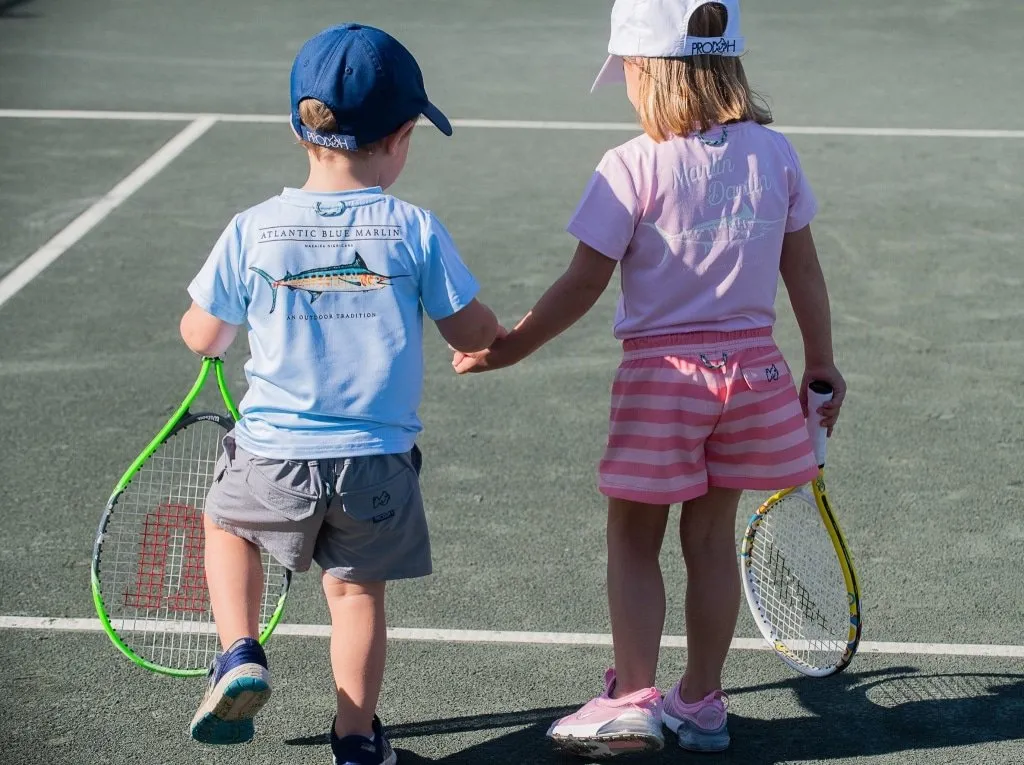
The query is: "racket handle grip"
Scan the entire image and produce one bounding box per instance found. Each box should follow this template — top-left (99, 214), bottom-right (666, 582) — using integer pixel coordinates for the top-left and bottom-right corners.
top-left (806, 380), bottom-right (833, 467)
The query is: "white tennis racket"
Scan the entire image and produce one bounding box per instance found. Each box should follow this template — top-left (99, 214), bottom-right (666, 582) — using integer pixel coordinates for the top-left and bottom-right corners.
top-left (739, 380), bottom-right (862, 677)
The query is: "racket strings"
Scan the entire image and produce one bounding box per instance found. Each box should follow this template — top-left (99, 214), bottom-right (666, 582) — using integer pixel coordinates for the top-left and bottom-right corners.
top-left (763, 544), bottom-right (832, 635)
top-left (98, 418), bottom-right (286, 671)
top-left (125, 502), bottom-right (207, 612)
top-left (747, 495), bottom-right (851, 670)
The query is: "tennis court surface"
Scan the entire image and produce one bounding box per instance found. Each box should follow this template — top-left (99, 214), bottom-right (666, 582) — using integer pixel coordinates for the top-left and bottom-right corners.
top-left (1, 1), bottom-right (1023, 763)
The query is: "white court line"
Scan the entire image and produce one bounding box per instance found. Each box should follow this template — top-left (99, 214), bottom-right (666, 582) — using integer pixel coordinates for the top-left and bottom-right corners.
top-left (0, 108), bottom-right (1023, 139)
top-left (0, 117), bottom-right (217, 310)
top-left (2, 616), bottom-right (1023, 658)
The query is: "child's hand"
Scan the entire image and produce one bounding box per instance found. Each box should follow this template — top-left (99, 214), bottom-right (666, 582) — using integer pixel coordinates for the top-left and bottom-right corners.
top-left (452, 348), bottom-right (490, 373)
top-left (800, 364), bottom-right (845, 436)
top-left (452, 328), bottom-right (516, 374)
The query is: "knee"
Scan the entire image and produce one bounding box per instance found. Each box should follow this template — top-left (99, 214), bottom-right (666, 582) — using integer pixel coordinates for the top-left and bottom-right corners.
top-left (679, 517), bottom-right (736, 568)
top-left (679, 489), bottom-right (743, 551)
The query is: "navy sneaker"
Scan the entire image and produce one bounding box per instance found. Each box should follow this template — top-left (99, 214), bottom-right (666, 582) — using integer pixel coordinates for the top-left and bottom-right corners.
top-left (189, 637), bottom-right (272, 745)
top-left (331, 715), bottom-right (397, 765)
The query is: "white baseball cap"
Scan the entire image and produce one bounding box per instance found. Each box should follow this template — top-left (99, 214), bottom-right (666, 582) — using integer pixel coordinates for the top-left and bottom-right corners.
top-left (592, 0), bottom-right (745, 92)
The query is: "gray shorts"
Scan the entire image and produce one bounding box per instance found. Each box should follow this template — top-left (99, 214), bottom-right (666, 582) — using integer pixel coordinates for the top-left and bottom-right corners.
top-left (205, 434), bottom-right (430, 582)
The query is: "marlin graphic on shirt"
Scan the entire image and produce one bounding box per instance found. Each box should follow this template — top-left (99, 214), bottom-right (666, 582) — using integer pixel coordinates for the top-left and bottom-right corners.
top-left (250, 253), bottom-right (402, 313)
top-left (650, 204), bottom-right (787, 255)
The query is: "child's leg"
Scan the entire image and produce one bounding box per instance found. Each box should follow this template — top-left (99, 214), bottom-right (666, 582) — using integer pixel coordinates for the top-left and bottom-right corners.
top-left (545, 498), bottom-right (667, 757)
top-left (607, 497), bottom-right (670, 696)
top-left (661, 487), bottom-right (740, 752)
top-left (315, 449), bottom-right (426, 764)
top-left (322, 573), bottom-right (387, 740)
top-left (677, 486), bottom-right (743, 700)
top-left (191, 437), bottom-right (323, 746)
top-left (190, 517), bottom-right (272, 745)
top-left (203, 515), bottom-right (264, 649)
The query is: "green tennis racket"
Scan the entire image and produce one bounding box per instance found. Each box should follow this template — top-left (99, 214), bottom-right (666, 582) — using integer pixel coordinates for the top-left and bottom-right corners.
top-left (91, 357), bottom-right (290, 677)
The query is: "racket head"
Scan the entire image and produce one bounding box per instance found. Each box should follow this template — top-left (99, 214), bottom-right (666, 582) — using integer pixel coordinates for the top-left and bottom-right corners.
top-left (92, 412), bottom-right (290, 677)
top-left (740, 478), bottom-right (861, 677)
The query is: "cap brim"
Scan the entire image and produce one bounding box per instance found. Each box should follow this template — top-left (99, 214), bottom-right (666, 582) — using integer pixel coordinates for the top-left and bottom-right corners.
top-left (591, 55), bottom-right (625, 93)
top-left (421, 101), bottom-right (453, 136)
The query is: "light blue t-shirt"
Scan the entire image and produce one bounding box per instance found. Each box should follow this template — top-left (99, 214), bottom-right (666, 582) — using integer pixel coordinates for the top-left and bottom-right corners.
top-left (188, 187), bottom-right (479, 459)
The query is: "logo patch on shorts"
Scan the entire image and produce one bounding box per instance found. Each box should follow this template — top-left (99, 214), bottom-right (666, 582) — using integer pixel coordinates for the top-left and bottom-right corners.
top-left (765, 363), bottom-right (780, 382)
top-left (373, 491), bottom-right (391, 508)
top-left (372, 510), bottom-right (395, 523)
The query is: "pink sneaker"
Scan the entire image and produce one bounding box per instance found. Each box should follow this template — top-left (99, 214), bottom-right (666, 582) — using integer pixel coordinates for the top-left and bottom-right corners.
top-left (546, 669), bottom-right (664, 758)
top-left (661, 682), bottom-right (730, 752)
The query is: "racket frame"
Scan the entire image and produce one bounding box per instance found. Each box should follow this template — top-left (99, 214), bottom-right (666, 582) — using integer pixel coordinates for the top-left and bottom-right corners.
top-left (740, 474), bottom-right (862, 676)
top-left (91, 357), bottom-right (289, 677)
top-left (739, 380), bottom-right (862, 677)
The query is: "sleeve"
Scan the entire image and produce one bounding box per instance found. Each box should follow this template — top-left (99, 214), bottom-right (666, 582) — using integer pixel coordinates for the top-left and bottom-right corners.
top-left (566, 149), bottom-right (640, 261)
top-left (418, 212), bottom-right (480, 321)
top-left (187, 215), bottom-right (249, 325)
top-left (784, 140), bottom-right (818, 232)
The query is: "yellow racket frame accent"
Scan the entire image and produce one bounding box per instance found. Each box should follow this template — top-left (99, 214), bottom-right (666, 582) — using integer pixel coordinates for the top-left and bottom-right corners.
top-left (741, 467), bottom-right (862, 676)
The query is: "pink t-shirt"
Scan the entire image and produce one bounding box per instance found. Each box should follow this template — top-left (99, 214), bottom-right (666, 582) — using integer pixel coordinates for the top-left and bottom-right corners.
top-left (567, 122), bottom-right (817, 339)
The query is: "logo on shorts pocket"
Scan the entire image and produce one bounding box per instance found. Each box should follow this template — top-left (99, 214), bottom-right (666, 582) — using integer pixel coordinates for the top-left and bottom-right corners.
top-left (765, 364), bottom-right (780, 382)
top-left (373, 491), bottom-right (391, 508)
top-left (372, 510), bottom-right (395, 523)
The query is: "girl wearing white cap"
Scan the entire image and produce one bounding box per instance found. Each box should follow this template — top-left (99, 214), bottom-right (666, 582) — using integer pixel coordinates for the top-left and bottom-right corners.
top-left (454, 0), bottom-right (844, 756)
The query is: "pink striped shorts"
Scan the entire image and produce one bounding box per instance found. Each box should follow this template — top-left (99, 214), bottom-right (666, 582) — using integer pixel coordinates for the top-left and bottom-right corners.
top-left (599, 328), bottom-right (819, 505)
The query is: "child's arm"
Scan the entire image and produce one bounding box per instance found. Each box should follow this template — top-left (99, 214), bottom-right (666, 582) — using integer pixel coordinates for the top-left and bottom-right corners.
top-left (435, 298), bottom-right (500, 353)
top-left (180, 302), bottom-right (240, 358)
top-left (779, 225), bottom-right (845, 434)
top-left (453, 242), bottom-right (616, 373)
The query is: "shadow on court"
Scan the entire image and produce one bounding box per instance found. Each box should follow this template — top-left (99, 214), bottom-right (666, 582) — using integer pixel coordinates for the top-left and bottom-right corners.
top-left (0, 0), bottom-right (37, 19)
top-left (284, 668), bottom-right (1024, 763)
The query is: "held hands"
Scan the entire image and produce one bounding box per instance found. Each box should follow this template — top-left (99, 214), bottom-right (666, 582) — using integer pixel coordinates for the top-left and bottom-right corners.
top-left (451, 325), bottom-right (513, 374)
top-left (800, 363), bottom-right (845, 436)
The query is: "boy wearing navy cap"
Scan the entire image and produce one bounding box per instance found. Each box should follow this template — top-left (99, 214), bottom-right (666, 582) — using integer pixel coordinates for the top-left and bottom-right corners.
top-left (179, 24), bottom-right (499, 764)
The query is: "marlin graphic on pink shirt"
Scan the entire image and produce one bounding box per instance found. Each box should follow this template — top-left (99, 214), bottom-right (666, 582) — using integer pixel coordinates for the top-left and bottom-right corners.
top-left (250, 253), bottom-right (402, 314)
top-left (649, 204), bottom-right (787, 256)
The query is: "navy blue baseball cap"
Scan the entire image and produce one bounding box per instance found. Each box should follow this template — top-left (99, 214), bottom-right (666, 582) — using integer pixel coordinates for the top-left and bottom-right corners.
top-left (290, 24), bottom-right (452, 151)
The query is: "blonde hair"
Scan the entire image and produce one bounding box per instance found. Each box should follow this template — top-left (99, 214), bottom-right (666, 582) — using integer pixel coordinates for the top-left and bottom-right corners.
top-left (297, 99), bottom-right (383, 156)
top-left (626, 3), bottom-right (771, 141)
